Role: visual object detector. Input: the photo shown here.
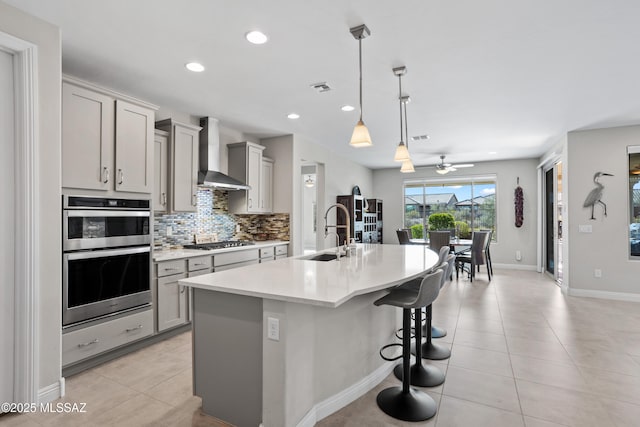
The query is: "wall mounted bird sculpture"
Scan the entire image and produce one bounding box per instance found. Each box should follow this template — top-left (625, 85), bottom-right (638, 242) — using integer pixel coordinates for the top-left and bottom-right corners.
top-left (583, 172), bottom-right (613, 220)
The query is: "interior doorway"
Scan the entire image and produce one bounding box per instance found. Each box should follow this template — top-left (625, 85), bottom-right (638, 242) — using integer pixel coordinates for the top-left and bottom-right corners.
top-left (544, 162), bottom-right (563, 284)
top-left (0, 47), bottom-right (16, 405)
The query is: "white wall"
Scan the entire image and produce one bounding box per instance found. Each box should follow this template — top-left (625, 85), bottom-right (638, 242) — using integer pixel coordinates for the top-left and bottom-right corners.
top-left (0, 1), bottom-right (62, 392)
top-left (293, 135), bottom-right (373, 255)
top-left (373, 159), bottom-right (538, 268)
top-left (258, 134), bottom-right (373, 255)
top-left (566, 125), bottom-right (640, 297)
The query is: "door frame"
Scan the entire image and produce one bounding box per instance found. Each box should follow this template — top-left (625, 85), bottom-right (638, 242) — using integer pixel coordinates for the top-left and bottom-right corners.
top-left (538, 154), bottom-right (563, 283)
top-left (0, 30), bottom-right (40, 404)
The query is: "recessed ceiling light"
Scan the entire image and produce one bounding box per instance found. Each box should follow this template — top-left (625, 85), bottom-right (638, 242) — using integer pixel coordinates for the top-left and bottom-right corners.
top-left (488, 151), bottom-right (497, 154)
top-left (185, 62), bottom-right (205, 72)
top-left (341, 105), bottom-right (355, 112)
top-left (287, 113), bottom-right (300, 119)
top-left (246, 30), bottom-right (268, 44)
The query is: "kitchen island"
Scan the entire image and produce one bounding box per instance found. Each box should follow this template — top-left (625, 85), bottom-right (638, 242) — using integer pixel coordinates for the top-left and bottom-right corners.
top-left (180, 243), bottom-right (439, 427)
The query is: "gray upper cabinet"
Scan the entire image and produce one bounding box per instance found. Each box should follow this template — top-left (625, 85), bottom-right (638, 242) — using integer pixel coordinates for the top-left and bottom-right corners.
top-left (153, 130), bottom-right (169, 212)
top-left (228, 141), bottom-right (269, 214)
top-left (261, 157), bottom-right (274, 213)
top-left (62, 82), bottom-right (114, 191)
top-left (155, 119), bottom-right (202, 213)
top-left (62, 77), bottom-right (157, 194)
top-left (115, 100), bottom-right (154, 193)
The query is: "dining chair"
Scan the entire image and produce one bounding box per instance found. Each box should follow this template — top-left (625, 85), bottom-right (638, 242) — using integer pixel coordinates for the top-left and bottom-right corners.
top-left (396, 229), bottom-right (412, 245)
top-left (428, 231), bottom-right (450, 252)
top-left (455, 231), bottom-right (491, 282)
top-left (480, 229), bottom-right (494, 276)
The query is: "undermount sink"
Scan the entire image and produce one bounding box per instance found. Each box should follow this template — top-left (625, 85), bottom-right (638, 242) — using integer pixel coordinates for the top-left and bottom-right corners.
top-left (302, 253), bottom-right (338, 262)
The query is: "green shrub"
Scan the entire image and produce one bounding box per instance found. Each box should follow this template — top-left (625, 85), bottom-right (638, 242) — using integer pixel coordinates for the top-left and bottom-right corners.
top-left (455, 221), bottom-right (471, 239)
top-left (428, 213), bottom-right (455, 230)
top-left (410, 224), bottom-right (424, 239)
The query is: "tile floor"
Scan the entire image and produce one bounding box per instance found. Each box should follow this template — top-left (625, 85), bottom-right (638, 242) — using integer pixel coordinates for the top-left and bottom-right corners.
top-left (2, 269), bottom-right (640, 426)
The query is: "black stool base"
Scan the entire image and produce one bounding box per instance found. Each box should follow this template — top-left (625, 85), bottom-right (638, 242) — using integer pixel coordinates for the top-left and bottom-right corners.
top-left (413, 341), bottom-right (451, 360)
top-left (376, 386), bottom-right (437, 422)
top-left (431, 325), bottom-right (447, 338)
top-left (394, 362), bottom-right (445, 387)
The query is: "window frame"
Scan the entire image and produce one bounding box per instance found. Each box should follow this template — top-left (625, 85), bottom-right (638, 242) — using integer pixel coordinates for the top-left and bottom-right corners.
top-left (403, 174), bottom-right (498, 242)
top-left (628, 146), bottom-right (640, 259)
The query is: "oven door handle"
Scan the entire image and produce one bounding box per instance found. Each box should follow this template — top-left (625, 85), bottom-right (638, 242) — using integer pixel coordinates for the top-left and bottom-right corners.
top-left (65, 246), bottom-right (150, 261)
top-left (64, 210), bottom-right (150, 218)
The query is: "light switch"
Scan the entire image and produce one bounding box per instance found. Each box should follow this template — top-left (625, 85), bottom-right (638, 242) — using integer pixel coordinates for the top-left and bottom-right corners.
top-left (267, 317), bottom-right (279, 341)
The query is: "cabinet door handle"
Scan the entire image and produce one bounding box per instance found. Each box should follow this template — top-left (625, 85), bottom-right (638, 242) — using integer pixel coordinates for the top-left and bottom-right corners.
top-left (125, 325), bottom-right (143, 333)
top-left (192, 194), bottom-right (197, 206)
top-left (248, 198), bottom-right (252, 208)
top-left (162, 192), bottom-right (167, 206)
top-left (163, 267), bottom-right (179, 272)
top-left (180, 286), bottom-right (186, 294)
top-left (102, 167), bottom-right (110, 184)
top-left (77, 338), bottom-right (99, 348)
top-left (117, 169), bottom-right (124, 185)
top-left (193, 263), bottom-right (205, 266)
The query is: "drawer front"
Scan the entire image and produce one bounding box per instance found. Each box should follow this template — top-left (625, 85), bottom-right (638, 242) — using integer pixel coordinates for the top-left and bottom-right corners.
top-left (259, 247), bottom-right (274, 258)
top-left (188, 268), bottom-right (213, 278)
top-left (214, 259), bottom-right (259, 272)
top-left (188, 256), bottom-right (213, 271)
top-left (275, 255), bottom-right (287, 260)
top-left (156, 259), bottom-right (186, 277)
top-left (260, 257), bottom-right (274, 263)
top-left (214, 249), bottom-right (259, 267)
top-left (63, 309), bottom-right (153, 366)
top-left (275, 245), bottom-right (288, 256)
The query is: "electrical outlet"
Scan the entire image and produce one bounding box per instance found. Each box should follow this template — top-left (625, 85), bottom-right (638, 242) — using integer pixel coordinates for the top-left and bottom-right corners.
top-left (166, 226), bottom-right (172, 236)
top-left (579, 225), bottom-right (593, 233)
top-left (267, 317), bottom-right (280, 341)
top-left (594, 269), bottom-right (602, 278)
top-left (235, 224), bottom-right (241, 233)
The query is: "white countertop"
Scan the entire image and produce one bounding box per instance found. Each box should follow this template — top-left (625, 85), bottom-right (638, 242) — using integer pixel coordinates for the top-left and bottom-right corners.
top-left (179, 244), bottom-right (440, 308)
top-left (153, 240), bottom-right (289, 262)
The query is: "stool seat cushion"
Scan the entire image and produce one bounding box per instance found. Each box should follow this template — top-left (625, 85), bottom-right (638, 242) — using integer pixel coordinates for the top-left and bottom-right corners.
top-left (374, 270), bottom-right (443, 310)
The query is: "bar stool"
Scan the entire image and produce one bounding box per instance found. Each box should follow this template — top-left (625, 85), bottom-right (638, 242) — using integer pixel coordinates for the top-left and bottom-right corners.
top-left (424, 253), bottom-right (455, 339)
top-left (374, 269), bottom-right (443, 422)
top-left (431, 246), bottom-right (450, 339)
top-left (419, 254), bottom-right (455, 361)
top-left (394, 261), bottom-right (448, 388)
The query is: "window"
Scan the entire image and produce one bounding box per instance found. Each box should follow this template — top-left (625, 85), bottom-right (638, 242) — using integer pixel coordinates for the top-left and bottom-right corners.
top-left (404, 176), bottom-right (497, 240)
top-left (629, 147), bottom-right (640, 257)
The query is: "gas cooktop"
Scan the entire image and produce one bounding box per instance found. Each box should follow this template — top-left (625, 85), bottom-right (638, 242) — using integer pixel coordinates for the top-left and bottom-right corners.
top-left (183, 241), bottom-right (255, 250)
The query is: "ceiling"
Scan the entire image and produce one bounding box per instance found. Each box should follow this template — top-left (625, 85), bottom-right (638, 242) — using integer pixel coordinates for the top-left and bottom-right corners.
top-left (7, 0), bottom-right (640, 169)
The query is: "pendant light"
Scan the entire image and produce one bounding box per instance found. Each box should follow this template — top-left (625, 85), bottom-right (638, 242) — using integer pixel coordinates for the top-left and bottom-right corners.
top-left (400, 95), bottom-right (415, 173)
top-left (349, 25), bottom-right (372, 147)
top-left (304, 175), bottom-right (315, 188)
top-left (393, 66), bottom-right (410, 162)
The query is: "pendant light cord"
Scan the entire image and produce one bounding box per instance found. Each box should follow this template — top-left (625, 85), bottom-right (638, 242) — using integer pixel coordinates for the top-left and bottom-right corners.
top-left (404, 97), bottom-right (409, 150)
top-left (398, 73), bottom-right (404, 144)
top-left (358, 38), bottom-right (363, 122)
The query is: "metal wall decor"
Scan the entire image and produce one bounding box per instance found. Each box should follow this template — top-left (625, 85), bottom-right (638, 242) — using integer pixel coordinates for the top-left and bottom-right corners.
top-left (583, 171), bottom-right (613, 220)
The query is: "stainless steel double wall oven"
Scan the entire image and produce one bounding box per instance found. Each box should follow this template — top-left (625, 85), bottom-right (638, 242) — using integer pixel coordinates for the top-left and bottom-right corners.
top-left (62, 195), bottom-right (151, 327)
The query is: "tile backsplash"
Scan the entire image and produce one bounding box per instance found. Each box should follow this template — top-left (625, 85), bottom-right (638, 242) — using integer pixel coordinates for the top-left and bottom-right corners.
top-left (154, 188), bottom-right (289, 249)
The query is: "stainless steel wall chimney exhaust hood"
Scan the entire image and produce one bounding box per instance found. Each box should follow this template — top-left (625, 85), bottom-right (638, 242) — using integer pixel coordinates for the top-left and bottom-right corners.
top-left (198, 117), bottom-right (251, 190)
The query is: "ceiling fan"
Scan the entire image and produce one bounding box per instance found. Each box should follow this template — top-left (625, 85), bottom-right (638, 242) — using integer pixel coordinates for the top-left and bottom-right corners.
top-left (434, 155), bottom-right (474, 175)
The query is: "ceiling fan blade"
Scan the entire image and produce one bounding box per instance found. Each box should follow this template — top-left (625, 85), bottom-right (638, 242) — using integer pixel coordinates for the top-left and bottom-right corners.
top-left (452, 163), bottom-right (474, 168)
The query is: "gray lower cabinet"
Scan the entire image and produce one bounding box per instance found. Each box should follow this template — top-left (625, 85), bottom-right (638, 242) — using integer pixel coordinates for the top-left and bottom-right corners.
top-left (62, 309), bottom-right (153, 366)
top-left (156, 259), bottom-right (189, 332)
top-left (275, 244), bottom-right (288, 259)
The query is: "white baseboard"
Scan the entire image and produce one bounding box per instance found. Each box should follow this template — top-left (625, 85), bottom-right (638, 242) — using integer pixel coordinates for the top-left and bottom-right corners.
top-left (38, 378), bottom-right (64, 404)
top-left (296, 361), bottom-right (395, 427)
top-left (567, 288), bottom-right (640, 302)
top-left (492, 263), bottom-right (537, 271)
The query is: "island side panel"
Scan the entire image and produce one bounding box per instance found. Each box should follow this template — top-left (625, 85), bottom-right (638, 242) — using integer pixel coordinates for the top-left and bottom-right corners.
top-left (193, 288), bottom-right (263, 427)
top-left (262, 291), bottom-right (397, 427)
